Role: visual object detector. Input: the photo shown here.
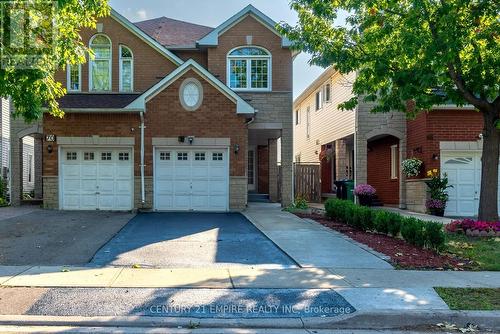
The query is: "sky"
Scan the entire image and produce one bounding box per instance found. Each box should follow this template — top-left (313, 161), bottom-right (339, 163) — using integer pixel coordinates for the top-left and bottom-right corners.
top-left (109, 0), bottom-right (326, 99)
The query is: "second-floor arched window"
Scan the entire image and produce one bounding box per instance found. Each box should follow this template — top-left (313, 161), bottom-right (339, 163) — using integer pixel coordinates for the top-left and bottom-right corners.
top-left (227, 46), bottom-right (271, 91)
top-left (119, 45), bottom-right (133, 92)
top-left (89, 34), bottom-right (112, 91)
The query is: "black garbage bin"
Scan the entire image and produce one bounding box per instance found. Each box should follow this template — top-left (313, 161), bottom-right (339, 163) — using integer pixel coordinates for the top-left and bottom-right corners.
top-left (334, 180), bottom-right (348, 200)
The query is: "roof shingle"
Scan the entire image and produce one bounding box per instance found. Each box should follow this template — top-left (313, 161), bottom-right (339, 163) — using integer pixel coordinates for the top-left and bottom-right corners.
top-left (58, 94), bottom-right (141, 109)
top-left (134, 17), bottom-right (213, 48)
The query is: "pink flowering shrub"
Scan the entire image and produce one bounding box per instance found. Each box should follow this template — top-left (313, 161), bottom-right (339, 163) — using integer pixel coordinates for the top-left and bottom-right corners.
top-left (354, 184), bottom-right (376, 197)
top-left (446, 219), bottom-right (500, 234)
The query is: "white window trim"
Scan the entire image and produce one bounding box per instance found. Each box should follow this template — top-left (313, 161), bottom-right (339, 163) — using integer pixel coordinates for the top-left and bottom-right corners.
top-left (119, 45), bottom-right (134, 92)
top-left (66, 64), bottom-right (81, 92)
top-left (89, 34), bottom-right (112, 92)
top-left (306, 107), bottom-right (311, 139)
top-left (227, 46), bottom-right (272, 92)
top-left (315, 90), bottom-right (323, 111)
top-left (323, 83), bottom-right (331, 103)
top-left (391, 144), bottom-right (398, 180)
top-left (295, 109), bottom-right (300, 126)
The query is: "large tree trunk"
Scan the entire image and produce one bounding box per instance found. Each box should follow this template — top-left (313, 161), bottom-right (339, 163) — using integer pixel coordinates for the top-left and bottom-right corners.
top-left (478, 109), bottom-right (500, 221)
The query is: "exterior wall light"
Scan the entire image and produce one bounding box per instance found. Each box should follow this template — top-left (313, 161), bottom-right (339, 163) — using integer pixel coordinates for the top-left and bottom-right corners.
top-left (234, 144), bottom-right (240, 154)
top-left (47, 145), bottom-right (53, 154)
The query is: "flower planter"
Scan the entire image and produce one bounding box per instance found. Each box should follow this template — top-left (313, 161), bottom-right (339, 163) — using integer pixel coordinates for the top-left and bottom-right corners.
top-left (358, 195), bottom-right (373, 207)
top-left (429, 208), bottom-right (445, 217)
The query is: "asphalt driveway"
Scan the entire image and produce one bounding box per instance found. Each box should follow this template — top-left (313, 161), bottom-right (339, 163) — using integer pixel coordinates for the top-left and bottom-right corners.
top-left (0, 209), bottom-right (134, 266)
top-left (91, 212), bottom-right (297, 268)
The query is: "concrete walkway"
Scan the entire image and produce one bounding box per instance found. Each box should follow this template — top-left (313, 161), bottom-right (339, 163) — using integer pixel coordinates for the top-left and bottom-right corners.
top-left (0, 205), bottom-right (41, 221)
top-left (1, 266), bottom-right (499, 289)
top-left (242, 203), bottom-right (393, 269)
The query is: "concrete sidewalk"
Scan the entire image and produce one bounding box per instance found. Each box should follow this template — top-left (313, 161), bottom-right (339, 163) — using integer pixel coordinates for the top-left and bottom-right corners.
top-left (243, 203), bottom-right (393, 269)
top-left (1, 266), bottom-right (499, 289)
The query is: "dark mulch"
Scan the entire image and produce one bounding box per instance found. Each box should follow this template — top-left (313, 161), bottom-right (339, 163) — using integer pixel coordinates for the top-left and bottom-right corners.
top-left (296, 213), bottom-right (474, 270)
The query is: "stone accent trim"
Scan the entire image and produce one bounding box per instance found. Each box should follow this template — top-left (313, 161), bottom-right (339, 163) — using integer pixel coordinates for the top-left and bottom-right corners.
top-left (230, 176), bottom-right (247, 211)
top-left (152, 138), bottom-right (230, 147)
top-left (440, 140), bottom-right (483, 151)
top-left (42, 176), bottom-right (58, 209)
top-left (135, 176), bottom-right (152, 210)
top-left (405, 178), bottom-right (430, 213)
top-left (57, 136), bottom-right (135, 146)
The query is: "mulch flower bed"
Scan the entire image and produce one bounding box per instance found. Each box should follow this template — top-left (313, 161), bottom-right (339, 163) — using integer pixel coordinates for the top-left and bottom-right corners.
top-left (296, 213), bottom-right (474, 270)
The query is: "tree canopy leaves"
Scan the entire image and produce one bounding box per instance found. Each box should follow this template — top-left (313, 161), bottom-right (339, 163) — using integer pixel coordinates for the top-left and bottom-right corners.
top-left (280, 0), bottom-right (499, 115)
top-left (0, 0), bottom-right (110, 122)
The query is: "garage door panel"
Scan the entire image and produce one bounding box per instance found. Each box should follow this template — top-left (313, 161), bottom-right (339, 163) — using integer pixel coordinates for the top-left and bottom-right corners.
top-left (458, 170), bottom-right (475, 183)
top-left (81, 180), bottom-right (98, 192)
top-left (154, 148), bottom-right (229, 211)
top-left (61, 148), bottom-right (133, 211)
top-left (156, 180), bottom-right (173, 193)
top-left (63, 165), bottom-right (81, 177)
top-left (63, 179), bottom-right (81, 192)
top-left (81, 165), bottom-right (97, 178)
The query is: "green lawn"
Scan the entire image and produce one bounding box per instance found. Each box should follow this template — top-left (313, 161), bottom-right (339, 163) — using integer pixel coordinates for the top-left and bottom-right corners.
top-left (445, 234), bottom-right (500, 271)
top-left (435, 288), bottom-right (500, 310)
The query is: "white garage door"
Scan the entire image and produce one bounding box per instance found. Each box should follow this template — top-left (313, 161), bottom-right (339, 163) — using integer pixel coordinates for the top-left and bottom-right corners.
top-left (154, 148), bottom-right (229, 211)
top-left (60, 148), bottom-right (133, 211)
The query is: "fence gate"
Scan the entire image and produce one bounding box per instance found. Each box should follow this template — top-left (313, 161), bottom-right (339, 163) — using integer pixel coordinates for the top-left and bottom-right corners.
top-left (294, 163), bottom-right (321, 202)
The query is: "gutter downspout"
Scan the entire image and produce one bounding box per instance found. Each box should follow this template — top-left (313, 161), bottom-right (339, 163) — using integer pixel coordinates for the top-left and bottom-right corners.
top-left (140, 111), bottom-right (145, 205)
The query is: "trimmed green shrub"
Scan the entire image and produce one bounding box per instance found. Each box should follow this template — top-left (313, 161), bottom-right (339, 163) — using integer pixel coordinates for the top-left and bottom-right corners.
top-left (425, 222), bottom-right (446, 251)
top-left (324, 198), bottom-right (445, 251)
top-left (374, 211), bottom-right (390, 234)
top-left (387, 212), bottom-right (402, 237)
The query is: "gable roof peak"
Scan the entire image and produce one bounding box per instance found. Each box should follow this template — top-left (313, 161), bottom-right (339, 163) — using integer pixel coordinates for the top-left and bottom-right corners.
top-left (197, 4), bottom-right (292, 48)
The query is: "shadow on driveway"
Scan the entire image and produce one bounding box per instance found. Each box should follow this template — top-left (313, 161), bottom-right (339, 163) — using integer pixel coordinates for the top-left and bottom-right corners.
top-left (90, 212), bottom-right (297, 268)
top-left (0, 210), bottom-right (134, 266)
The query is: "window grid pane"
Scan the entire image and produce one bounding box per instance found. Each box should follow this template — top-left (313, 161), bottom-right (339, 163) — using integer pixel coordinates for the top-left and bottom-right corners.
top-left (177, 152), bottom-right (188, 161)
top-left (195, 152), bottom-right (206, 161)
top-left (101, 152), bottom-right (112, 161)
top-left (212, 153), bottom-right (223, 161)
top-left (66, 152), bottom-right (77, 161)
top-left (251, 59), bottom-right (268, 89)
top-left (84, 152), bottom-right (94, 161)
top-left (69, 65), bottom-right (80, 91)
top-left (160, 152), bottom-right (171, 161)
top-left (121, 59), bottom-right (132, 92)
top-left (119, 152), bottom-right (129, 161)
top-left (229, 59), bottom-right (247, 89)
top-left (91, 60), bottom-right (111, 91)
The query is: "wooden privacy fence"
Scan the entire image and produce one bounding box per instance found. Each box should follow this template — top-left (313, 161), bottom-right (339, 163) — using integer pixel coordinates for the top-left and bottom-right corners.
top-left (294, 163), bottom-right (321, 202)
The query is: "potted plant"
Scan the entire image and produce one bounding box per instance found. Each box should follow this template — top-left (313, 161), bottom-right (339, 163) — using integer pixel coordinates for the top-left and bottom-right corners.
top-left (354, 184), bottom-right (376, 207)
top-left (426, 199), bottom-right (446, 217)
top-left (401, 158), bottom-right (423, 177)
top-left (425, 169), bottom-right (452, 217)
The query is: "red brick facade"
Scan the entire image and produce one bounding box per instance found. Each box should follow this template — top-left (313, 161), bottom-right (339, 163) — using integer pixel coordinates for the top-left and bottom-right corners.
top-left (367, 136), bottom-right (399, 205)
top-left (207, 16), bottom-right (293, 92)
top-left (407, 109), bottom-right (483, 175)
top-left (54, 16), bottom-right (178, 93)
top-left (144, 70), bottom-right (248, 177)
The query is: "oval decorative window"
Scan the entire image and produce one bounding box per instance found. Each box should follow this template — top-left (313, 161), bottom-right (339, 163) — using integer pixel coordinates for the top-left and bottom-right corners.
top-left (180, 78), bottom-right (203, 111)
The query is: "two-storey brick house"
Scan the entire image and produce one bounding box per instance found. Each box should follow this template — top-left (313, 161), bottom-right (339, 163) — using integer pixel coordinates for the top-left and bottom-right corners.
top-left (294, 67), bottom-right (488, 217)
top-left (10, 5), bottom-right (294, 211)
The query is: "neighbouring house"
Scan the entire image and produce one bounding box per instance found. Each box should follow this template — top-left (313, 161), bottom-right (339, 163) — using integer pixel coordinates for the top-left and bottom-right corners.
top-left (10, 5), bottom-right (294, 211)
top-left (0, 98), bottom-right (37, 200)
top-left (294, 67), bottom-right (487, 217)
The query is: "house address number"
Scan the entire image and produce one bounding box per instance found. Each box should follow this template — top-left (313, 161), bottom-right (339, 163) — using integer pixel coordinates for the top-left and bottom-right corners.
top-left (45, 135), bottom-right (56, 142)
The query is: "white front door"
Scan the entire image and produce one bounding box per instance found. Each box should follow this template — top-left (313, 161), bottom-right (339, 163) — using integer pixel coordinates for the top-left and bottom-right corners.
top-left (154, 148), bottom-right (229, 211)
top-left (441, 152), bottom-right (481, 217)
top-left (60, 148), bottom-right (133, 211)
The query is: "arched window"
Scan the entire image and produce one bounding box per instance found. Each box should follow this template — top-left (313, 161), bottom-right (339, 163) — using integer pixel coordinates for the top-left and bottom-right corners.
top-left (119, 45), bottom-right (133, 92)
top-left (227, 46), bottom-right (271, 91)
top-left (89, 34), bottom-right (112, 91)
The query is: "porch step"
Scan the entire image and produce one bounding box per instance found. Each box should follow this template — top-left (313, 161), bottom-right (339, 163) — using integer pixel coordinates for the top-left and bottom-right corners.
top-left (248, 193), bottom-right (271, 203)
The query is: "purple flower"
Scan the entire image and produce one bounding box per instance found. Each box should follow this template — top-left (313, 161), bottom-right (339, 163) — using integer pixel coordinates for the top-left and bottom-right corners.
top-left (354, 184), bottom-right (376, 197)
top-left (426, 199), bottom-right (446, 209)
top-left (445, 219), bottom-right (500, 233)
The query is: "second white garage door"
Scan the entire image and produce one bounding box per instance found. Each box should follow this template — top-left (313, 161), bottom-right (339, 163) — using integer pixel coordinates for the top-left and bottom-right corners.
top-left (154, 148), bottom-right (229, 211)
